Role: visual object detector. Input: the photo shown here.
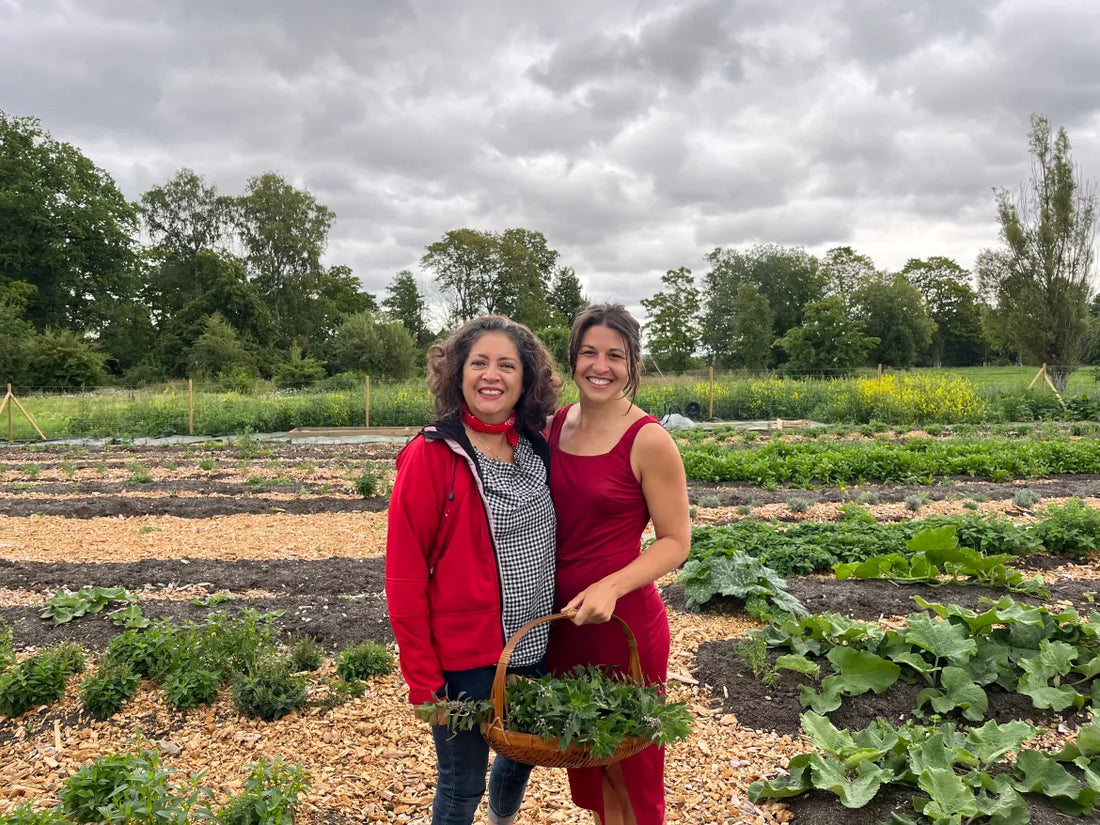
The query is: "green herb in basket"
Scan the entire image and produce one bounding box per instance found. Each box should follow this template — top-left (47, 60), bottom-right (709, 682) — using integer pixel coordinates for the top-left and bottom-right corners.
top-left (417, 667), bottom-right (692, 760)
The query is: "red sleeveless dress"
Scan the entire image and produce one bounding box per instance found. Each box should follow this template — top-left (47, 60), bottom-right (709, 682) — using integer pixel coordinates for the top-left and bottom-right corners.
top-left (546, 406), bottom-right (670, 824)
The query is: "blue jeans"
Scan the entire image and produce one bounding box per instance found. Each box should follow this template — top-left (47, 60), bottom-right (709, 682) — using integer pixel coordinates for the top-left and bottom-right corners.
top-left (432, 660), bottom-right (544, 825)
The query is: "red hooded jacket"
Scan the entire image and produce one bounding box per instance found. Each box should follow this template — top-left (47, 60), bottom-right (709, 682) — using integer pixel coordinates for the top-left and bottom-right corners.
top-left (385, 418), bottom-right (551, 704)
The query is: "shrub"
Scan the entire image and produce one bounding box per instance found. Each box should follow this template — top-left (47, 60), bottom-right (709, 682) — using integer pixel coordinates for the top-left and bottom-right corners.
top-left (335, 641), bottom-right (394, 681)
top-left (59, 748), bottom-right (206, 825)
top-left (163, 666), bottom-right (222, 710)
top-left (904, 493), bottom-right (925, 512)
top-left (697, 493), bottom-right (722, 509)
top-left (353, 467), bottom-right (379, 499)
top-left (104, 623), bottom-right (181, 680)
top-left (0, 646), bottom-right (83, 717)
top-left (286, 637), bottom-right (323, 673)
top-left (273, 344), bottom-right (326, 390)
top-left (786, 497), bottom-right (812, 514)
top-left (232, 659), bottom-right (308, 722)
top-left (215, 757), bottom-right (310, 825)
top-left (79, 662), bottom-right (141, 720)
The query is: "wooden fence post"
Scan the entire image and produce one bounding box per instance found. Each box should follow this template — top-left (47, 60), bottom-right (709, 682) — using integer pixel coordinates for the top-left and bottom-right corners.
top-left (708, 366), bottom-right (714, 420)
top-left (0, 384), bottom-right (46, 441)
top-left (877, 363), bottom-right (883, 380)
top-left (365, 375), bottom-right (370, 428)
top-left (188, 378), bottom-right (194, 435)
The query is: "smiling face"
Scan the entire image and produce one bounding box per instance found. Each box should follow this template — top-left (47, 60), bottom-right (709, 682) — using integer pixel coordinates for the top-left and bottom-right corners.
top-left (573, 324), bottom-right (630, 402)
top-left (461, 331), bottom-right (524, 423)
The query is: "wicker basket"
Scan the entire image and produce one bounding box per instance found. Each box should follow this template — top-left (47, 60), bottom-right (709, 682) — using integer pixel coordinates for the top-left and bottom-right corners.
top-left (482, 611), bottom-right (653, 769)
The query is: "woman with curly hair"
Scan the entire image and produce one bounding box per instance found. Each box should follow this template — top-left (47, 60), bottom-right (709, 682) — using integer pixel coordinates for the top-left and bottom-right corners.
top-left (386, 315), bottom-right (562, 825)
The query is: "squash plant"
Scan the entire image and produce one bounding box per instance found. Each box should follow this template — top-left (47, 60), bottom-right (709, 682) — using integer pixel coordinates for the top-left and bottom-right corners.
top-left (750, 712), bottom-right (1100, 823)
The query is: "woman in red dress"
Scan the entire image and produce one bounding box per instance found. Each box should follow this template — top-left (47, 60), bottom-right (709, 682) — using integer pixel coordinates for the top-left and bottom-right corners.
top-left (547, 304), bottom-right (691, 825)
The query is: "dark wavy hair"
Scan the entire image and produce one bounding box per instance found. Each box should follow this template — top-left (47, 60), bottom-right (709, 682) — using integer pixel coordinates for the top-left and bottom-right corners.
top-left (427, 315), bottom-right (562, 432)
top-left (568, 303), bottom-right (643, 402)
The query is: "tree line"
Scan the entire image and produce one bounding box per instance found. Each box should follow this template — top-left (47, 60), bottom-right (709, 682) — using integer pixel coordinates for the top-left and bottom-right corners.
top-left (1, 111), bottom-right (1096, 393)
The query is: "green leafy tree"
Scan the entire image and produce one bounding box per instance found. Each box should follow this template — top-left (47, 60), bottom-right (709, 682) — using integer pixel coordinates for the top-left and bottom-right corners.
top-left (494, 228), bottom-right (557, 330)
top-left (29, 328), bottom-right (108, 390)
top-left (274, 343), bottom-right (326, 389)
top-left (328, 312), bottom-right (417, 379)
top-left (547, 266), bottom-right (588, 326)
top-left (421, 227), bottom-right (560, 329)
top-left (382, 270), bottom-right (430, 345)
top-left (641, 267), bottom-right (700, 372)
top-left (0, 286), bottom-right (36, 387)
top-left (774, 297), bottom-right (877, 375)
top-left (0, 111), bottom-right (138, 333)
top-left (187, 313), bottom-right (257, 379)
top-left (727, 283), bottom-right (774, 370)
top-left (236, 172), bottom-right (371, 350)
top-left (821, 246), bottom-right (877, 310)
top-left (701, 245), bottom-right (824, 366)
top-left (140, 168), bottom-right (234, 260)
top-left (421, 228), bottom-right (498, 324)
top-left (852, 273), bottom-right (935, 368)
top-left (988, 114), bottom-right (1098, 390)
top-left (902, 257), bottom-right (986, 367)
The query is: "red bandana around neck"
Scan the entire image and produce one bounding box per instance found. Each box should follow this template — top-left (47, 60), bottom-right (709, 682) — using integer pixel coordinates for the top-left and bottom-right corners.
top-left (462, 405), bottom-right (519, 447)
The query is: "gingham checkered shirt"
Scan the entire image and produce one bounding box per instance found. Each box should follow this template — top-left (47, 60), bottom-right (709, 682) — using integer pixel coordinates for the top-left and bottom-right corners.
top-left (474, 434), bottom-right (556, 667)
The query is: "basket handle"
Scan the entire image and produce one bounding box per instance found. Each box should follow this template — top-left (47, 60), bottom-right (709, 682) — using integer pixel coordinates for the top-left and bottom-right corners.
top-left (489, 609), bottom-right (643, 725)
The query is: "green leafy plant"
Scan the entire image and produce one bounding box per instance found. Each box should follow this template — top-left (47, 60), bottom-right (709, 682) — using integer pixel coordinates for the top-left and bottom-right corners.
top-left (420, 666), bottom-right (693, 760)
top-left (833, 525), bottom-right (1049, 598)
top-left (109, 602), bottom-right (151, 629)
top-left (353, 467), bottom-right (379, 498)
top-left (904, 493), bottom-right (925, 512)
top-left (1012, 488), bottom-right (1042, 509)
top-left (0, 645), bottom-right (84, 717)
top-left (786, 496), bottom-right (812, 514)
top-left (0, 805), bottom-right (71, 825)
top-left (677, 550), bottom-right (808, 619)
top-left (1032, 498), bottom-right (1100, 558)
top-left (749, 712), bottom-right (1100, 823)
top-left (127, 462), bottom-right (153, 484)
top-left (163, 666), bottom-right (222, 710)
top-left (734, 636), bottom-right (779, 689)
top-left (191, 592), bottom-right (232, 607)
top-left (0, 621), bottom-right (15, 671)
top-left (215, 757), bottom-right (310, 825)
top-left (59, 747), bottom-right (209, 825)
top-left (41, 586), bottom-right (138, 624)
top-left (79, 662), bottom-right (141, 720)
top-left (232, 659), bottom-right (308, 722)
top-left (335, 641), bottom-right (394, 680)
top-left (286, 636), bottom-right (323, 673)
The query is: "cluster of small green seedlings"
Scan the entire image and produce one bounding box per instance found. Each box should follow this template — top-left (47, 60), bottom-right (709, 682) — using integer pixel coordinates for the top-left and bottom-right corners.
top-left (0, 750), bottom-right (307, 825)
top-left (0, 609), bottom-right (395, 724)
top-left (418, 665), bottom-right (693, 759)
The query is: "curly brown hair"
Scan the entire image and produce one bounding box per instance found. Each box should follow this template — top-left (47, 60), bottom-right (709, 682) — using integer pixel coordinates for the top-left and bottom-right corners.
top-left (568, 303), bottom-right (643, 401)
top-left (427, 315), bottom-right (562, 432)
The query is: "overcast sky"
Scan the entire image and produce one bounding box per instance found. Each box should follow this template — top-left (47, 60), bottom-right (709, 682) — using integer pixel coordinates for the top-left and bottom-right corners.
top-left (4, 0), bottom-right (1100, 316)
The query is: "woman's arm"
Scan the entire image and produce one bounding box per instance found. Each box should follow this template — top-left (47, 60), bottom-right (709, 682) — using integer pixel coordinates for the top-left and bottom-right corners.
top-left (565, 423), bottom-right (691, 624)
top-left (385, 439), bottom-right (447, 704)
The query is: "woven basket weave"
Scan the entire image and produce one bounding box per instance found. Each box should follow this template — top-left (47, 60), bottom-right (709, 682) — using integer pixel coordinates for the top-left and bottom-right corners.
top-left (482, 611), bottom-right (652, 769)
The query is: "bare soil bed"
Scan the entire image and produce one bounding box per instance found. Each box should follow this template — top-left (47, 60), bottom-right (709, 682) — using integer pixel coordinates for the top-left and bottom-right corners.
top-left (1, 441), bottom-right (1099, 824)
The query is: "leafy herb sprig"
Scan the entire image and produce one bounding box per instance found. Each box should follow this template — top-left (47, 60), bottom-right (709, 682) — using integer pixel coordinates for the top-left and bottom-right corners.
top-left (416, 667), bottom-right (692, 759)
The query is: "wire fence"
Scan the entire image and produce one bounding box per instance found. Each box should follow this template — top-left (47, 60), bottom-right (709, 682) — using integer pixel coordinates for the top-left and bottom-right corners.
top-left (1, 365), bottom-right (1098, 441)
